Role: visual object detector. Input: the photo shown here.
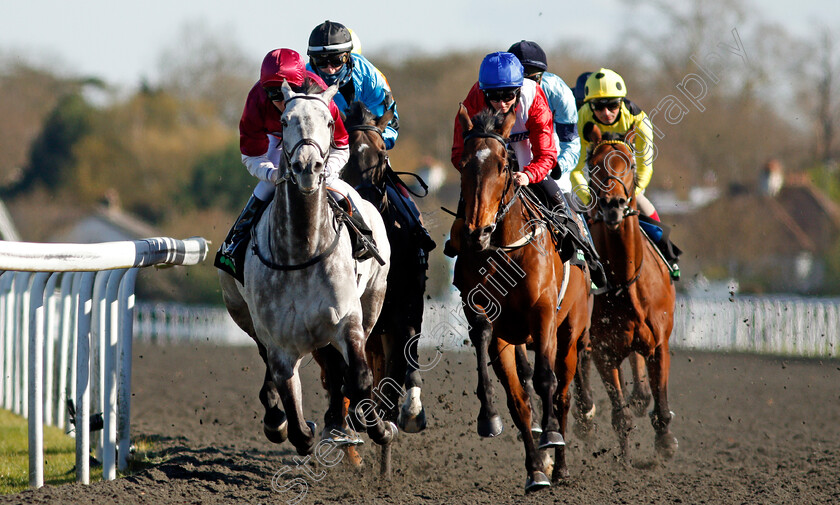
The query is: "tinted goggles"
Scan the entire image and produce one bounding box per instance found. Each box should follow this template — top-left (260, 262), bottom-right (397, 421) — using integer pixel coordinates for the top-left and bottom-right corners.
top-left (264, 87), bottom-right (285, 101)
top-left (484, 88), bottom-right (519, 103)
top-left (311, 53), bottom-right (347, 68)
top-left (590, 98), bottom-right (622, 111)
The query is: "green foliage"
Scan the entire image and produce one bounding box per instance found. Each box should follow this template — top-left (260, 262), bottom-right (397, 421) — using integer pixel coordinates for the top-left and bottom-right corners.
top-left (185, 141), bottom-right (253, 212)
top-left (807, 162), bottom-right (840, 202)
top-left (19, 93), bottom-right (94, 193)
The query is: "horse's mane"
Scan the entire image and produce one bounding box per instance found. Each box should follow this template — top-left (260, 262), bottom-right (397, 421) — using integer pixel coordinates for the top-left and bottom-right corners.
top-left (469, 109), bottom-right (507, 135)
top-left (297, 76), bottom-right (325, 95)
top-left (345, 101), bottom-right (376, 128)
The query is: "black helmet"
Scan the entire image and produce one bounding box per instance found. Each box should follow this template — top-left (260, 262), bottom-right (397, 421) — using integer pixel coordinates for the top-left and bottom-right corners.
top-left (307, 20), bottom-right (353, 55)
top-left (507, 40), bottom-right (547, 72)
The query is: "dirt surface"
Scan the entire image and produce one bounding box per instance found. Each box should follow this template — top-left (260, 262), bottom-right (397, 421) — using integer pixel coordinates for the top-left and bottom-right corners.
top-left (4, 343), bottom-right (840, 504)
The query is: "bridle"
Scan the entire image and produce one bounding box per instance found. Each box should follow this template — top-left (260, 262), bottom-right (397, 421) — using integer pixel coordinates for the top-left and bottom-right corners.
top-left (588, 139), bottom-right (639, 224)
top-left (279, 94), bottom-right (335, 189)
top-left (588, 138), bottom-right (644, 294)
top-left (463, 129), bottom-right (519, 227)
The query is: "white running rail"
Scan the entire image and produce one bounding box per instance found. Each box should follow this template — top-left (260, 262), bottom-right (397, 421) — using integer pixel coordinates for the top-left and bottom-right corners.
top-left (0, 237), bottom-right (208, 488)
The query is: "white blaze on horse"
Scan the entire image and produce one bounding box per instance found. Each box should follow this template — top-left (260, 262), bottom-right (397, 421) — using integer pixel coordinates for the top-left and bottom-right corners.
top-left (220, 81), bottom-right (396, 457)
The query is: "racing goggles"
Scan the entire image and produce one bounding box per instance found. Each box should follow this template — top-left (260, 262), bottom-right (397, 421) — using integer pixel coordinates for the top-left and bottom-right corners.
top-left (311, 53), bottom-right (348, 69)
top-left (590, 98), bottom-right (622, 112)
top-left (484, 88), bottom-right (519, 103)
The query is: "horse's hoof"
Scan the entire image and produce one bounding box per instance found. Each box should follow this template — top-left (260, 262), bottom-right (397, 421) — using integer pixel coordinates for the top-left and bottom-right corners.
top-left (538, 430), bottom-right (565, 449)
top-left (263, 411), bottom-right (288, 444)
top-left (477, 415), bottom-right (504, 438)
top-left (378, 421), bottom-right (399, 446)
top-left (322, 426), bottom-right (364, 447)
top-left (524, 471), bottom-right (551, 492)
top-left (530, 420), bottom-right (543, 436)
top-left (655, 431), bottom-right (679, 460)
top-left (398, 406), bottom-right (427, 433)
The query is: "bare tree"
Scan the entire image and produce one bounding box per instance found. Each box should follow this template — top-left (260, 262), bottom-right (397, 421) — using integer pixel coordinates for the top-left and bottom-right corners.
top-left (156, 21), bottom-right (254, 127)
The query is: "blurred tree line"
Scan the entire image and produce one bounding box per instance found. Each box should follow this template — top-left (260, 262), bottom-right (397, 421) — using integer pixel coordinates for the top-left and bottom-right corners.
top-left (1, 0), bottom-right (839, 302)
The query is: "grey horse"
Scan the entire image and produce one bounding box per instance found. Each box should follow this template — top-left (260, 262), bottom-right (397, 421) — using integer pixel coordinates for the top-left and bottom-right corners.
top-left (220, 81), bottom-right (396, 457)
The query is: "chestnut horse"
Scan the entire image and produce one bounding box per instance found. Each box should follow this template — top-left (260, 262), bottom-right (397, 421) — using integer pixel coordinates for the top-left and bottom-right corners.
top-left (578, 123), bottom-right (678, 462)
top-left (453, 105), bottom-right (591, 491)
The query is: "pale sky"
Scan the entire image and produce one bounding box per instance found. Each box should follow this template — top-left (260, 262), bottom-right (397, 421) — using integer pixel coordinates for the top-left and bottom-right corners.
top-left (0, 0), bottom-right (836, 88)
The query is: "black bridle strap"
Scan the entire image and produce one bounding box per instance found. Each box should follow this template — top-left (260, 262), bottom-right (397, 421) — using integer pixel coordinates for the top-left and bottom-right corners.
top-left (251, 219), bottom-right (344, 271)
top-left (281, 94), bottom-right (336, 180)
top-left (346, 124), bottom-right (386, 145)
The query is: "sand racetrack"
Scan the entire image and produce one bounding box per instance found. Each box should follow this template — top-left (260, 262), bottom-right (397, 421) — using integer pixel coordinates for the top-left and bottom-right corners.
top-left (4, 343), bottom-right (839, 504)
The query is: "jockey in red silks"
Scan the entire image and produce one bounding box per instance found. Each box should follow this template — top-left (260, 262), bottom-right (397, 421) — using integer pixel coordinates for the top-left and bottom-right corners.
top-left (447, 51), bottom-right (605, 288)
top-left (214, 48), bottom-right (375, 283)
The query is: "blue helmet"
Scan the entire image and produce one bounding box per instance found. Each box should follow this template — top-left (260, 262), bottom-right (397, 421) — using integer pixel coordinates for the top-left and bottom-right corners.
top-left (478, 52), bottom-right (524, 90)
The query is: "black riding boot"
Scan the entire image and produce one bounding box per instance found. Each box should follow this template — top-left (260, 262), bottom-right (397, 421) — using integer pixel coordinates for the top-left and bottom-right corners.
top-left (639, 214), bottom-right (682, 281)
top-left (330, 191), bottom-right (378, 261)
top-left (537, 179), bottom-right (607, 289)
top-left (214, 194), bottom-right (270, 284)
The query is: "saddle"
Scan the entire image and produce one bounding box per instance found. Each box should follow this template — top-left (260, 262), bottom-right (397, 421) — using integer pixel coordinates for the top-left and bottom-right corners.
top-left (522, 186), bottom-right (585, 267)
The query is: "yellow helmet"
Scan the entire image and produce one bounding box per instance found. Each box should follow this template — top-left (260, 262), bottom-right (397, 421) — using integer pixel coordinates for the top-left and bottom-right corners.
top-left (584, 68), bottom-right (627, 102)
top-left (348, 28), bottom-right (362, 54)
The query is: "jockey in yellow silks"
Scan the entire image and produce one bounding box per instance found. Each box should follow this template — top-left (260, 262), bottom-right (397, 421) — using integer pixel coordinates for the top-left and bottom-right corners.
top-left (570, 68), bottom-right (681, 280)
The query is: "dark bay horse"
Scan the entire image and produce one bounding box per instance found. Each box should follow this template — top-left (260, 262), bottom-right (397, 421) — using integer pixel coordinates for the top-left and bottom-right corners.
top-left (454, 105), bottom-right (591, 491)
top-left (219, 82), bottom-right (396, 465)
top-left (578, 122), bottom-right (678, 462)
top-left (338, 101), bottom-right (432, 438)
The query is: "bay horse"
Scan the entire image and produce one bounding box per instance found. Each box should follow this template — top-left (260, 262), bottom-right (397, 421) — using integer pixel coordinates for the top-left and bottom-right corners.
top-left (577, 122), bottom-right (678, 462)
top-left (453, 105), bottom-right (591, 491)
top-left (219, 81), bottom-right (396, 464)
top-left (340, 101), bottom-right (430, 435)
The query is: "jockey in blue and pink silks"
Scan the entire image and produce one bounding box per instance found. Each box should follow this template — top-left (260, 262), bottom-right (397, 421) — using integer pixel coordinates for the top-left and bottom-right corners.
top-left (214, 48), bottom-right (376, 282)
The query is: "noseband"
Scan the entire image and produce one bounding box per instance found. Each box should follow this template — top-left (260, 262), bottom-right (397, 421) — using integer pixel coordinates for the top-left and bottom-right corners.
top-left (589, 139), bottom-right (639, 223)
top-left (464, 129), bottom-right (518, 225)
top-left (280, 94), bottom-right (335, 187)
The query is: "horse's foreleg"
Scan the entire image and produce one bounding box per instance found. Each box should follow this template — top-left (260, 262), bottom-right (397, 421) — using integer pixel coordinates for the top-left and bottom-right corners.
top-left (468, 314), bottom-right (503, 438)
top-left (268, 354), bottom-right (316, 456)
top-left (572, 335), bottom-right (596, 439)
top-left (490, 340), bottom-right (550, 492)
top-left (551, 324), bottom-right (579, 481)
top-left (531, 315), bottom-right (561, 449)
top-left (592, 350), bottom-right (634, 463)
top-left (399, 324), bottom-right (427, 433)
top-left (628, 351), bottom-right (652, 417)
top-left (515, 345), bottom-right (542, 437)
top-left (342, 320), bottom-right (396, 447)
top-left (647, 341), bottom-right (678, 459)
top-left (313, 346), bottom-right (357, 445)
top-left (255, 341), bottom-right (287, 444)
top-left (260, 366), bottom-right (288, 443)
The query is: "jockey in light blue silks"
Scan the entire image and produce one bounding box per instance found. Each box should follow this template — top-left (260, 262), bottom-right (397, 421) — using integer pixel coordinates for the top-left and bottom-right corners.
top-left (306, 21), bottom-right (435, 258)
top-left (507, 41), bottom-right (606, 288)
top-left (306, 20), bottom-right (399, 150)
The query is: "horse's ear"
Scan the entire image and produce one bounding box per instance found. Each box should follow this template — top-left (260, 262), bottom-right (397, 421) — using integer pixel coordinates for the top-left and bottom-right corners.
top-left (624, 123), bottom-right (637, 145)
top-left (322, 84), bottom-right (339, 104)
top-left (583, 121), bottom-right (601, 144)
top-left (281, 80), bottom-right (295, 101)
top-left (375, 107), bottom-right (395, 132)
top-left (457, 103), bottom-right (473, 133)
top-left (499, 109), bottom-right (516, 138)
